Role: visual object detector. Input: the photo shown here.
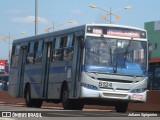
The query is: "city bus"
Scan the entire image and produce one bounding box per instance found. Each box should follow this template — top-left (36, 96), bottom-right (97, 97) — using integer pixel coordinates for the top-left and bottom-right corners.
top-left (9, 24), bottom-right (148, 112)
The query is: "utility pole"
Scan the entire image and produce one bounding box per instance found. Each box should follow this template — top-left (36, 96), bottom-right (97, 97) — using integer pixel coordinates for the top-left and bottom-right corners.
top-left (35, 0), bottom-right (38, 35)
top-left (8, 32), bottom-right (11, 68)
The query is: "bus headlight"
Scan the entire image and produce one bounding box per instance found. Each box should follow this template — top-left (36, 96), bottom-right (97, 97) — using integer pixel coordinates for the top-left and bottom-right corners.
top-left (81, 83), bottom-right (98, 90)
top-left (131, 88), bottom-right (146, 93)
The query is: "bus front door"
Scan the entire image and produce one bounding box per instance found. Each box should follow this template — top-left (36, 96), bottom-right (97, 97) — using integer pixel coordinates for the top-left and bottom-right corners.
top-left (72, 36), bottom-right (84, 98)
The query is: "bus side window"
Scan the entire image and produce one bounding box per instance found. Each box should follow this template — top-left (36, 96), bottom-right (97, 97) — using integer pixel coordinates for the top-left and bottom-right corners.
top-left (52, 37), bottom-right (63, 61)
top-left (11, 45), bottom-right (20, 67)
top-left (63, 35), bottom-right (74, 61)
top-left (27, 42), bottom-right (34, 64)
top-left (34, 40), bottom-right (43, 64)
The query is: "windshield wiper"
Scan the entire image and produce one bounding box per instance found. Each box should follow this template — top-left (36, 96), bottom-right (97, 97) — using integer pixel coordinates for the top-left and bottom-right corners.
top-left (124, 39), bottom-right (132, 63)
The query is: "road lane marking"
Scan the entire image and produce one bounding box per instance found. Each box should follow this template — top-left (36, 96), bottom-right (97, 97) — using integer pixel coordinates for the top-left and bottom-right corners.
top-left (82, 112), bottom-right (111, 116)
top-left (41, 106), bottom-right (63, 110)
top-left (0, 118), bottom-right (15, 120)
top-left (47, 112), bottom-right (85, 117)
top-left (83, 109), bottom-right (114, 112)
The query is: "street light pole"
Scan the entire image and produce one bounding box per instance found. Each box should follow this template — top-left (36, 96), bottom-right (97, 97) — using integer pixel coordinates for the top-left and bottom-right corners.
top-left (44, 20), bottom-right (76, 32)
top-left (89, 5), bottom-right (131, 24)
top-left (109, 8), bottom-right (112, 24)
top-left (35, 0), bottom-right (38, 35)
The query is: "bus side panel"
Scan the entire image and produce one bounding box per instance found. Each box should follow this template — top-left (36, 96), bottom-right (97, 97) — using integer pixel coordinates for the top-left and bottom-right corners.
top-left (47, 61), bottom-right (72, 99)
top-left (47, 63), bottom-right (59, 99)
top-left (24, 64), bottom-right (43, 98)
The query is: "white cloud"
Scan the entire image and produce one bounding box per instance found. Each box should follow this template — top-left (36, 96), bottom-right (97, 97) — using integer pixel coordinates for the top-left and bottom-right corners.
top-left (12, 16), bottom-right (49, 24)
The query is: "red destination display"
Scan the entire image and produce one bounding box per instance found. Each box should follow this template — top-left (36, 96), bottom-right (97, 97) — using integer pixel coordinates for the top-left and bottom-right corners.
top-left (107, 29), bottom-right (140, 38)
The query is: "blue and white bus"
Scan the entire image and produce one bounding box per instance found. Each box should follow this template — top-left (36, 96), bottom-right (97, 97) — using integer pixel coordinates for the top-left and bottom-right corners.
top-left (9, 24), bottom-right (148, 112)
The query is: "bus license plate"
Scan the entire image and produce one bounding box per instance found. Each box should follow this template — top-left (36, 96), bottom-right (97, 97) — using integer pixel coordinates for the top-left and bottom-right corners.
top-left (99, 81), bottom-right (112, 88)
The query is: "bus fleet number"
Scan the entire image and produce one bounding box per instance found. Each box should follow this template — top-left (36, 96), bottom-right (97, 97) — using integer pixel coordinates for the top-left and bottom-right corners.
top-left (99, 81), bottom-right (112, 88)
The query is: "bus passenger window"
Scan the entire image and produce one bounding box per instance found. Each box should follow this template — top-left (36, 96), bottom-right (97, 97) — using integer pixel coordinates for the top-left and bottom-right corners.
top-left (27, 42), bottom-right (34, 64)
top-left (64, 48), bottom-right (73, 61)
top-left (62, 36), bottom-right (68, 47)
top-left (63, 35), bottom-right (74, 61)
top-left (34, 40), bottom-right (43, 64)
top-left (52, 49), bottom-right (63, 61)
top-left (52, 38), bottom-right (56, 49)
top-left (52, 37), bottom-right (63, 61)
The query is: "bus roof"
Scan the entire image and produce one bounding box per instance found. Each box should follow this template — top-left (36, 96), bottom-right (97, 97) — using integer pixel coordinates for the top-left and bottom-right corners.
top-left (13, 24), bottom-right (85, 44)
top-left (13, 24), bottom-right (146, 44)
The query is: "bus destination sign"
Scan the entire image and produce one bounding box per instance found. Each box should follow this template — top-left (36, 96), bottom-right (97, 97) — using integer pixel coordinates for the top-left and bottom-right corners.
top-left (87, 26), bottom-right (146, 39)
top-left (107, 28), bottom-right (140, 38)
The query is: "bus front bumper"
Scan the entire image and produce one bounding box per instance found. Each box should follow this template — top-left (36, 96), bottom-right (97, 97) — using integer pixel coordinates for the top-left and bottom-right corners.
top-left (81, 86), bottom-right (147, 102)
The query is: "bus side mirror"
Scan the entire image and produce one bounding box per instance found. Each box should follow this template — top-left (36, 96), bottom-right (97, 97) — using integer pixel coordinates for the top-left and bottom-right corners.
top-left (148, 42), bottom-right (153, 52)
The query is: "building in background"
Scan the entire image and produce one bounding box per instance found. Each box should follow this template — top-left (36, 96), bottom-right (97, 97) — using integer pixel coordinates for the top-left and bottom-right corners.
top-left (145, 20), bottom-right (160, 90)
top-left (0, 59), bottom-right (9, 73)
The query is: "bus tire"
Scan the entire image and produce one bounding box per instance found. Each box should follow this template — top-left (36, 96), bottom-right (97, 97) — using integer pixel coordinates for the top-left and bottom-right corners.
top-left (25, 85), bottom-right (34, 107)
top-left (115, 101), bottom-right (128, 113)
top-left (61, 85), bottom-right (72, 110)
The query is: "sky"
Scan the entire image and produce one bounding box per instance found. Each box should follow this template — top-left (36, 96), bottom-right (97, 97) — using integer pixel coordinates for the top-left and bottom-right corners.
top-left (0, 0), bottom-right (160, 59)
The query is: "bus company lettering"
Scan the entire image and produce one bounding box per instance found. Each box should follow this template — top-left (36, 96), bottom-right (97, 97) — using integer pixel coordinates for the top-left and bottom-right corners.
top-left (107, 29), bottom-right (140, 38)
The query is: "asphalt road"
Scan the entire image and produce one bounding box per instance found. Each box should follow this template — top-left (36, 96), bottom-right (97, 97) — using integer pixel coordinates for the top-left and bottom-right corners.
top-left (0, 104), bottom-right (159, 120)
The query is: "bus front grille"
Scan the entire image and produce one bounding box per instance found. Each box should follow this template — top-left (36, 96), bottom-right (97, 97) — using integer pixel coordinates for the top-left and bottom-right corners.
top-left (103, 93), bottom-right (128, 98)
top-left (97, 78), bottom-right (133, 83)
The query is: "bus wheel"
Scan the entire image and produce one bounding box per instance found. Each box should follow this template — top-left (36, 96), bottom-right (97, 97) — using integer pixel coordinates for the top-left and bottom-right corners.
top-left (25, 86), bottom-right (34, 107)
top-left (62, 85), bottom-right (71, 110)
top-left (115, 101), bottom-right (128, 113)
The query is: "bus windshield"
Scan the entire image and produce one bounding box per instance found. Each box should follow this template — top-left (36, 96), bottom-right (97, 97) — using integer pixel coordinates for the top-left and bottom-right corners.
top-left (85, 36), bottom-right (147, 76)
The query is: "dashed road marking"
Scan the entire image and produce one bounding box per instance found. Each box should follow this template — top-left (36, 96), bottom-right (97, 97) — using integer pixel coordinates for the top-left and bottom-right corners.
top-left (47, 112), bottom-right (85, 117)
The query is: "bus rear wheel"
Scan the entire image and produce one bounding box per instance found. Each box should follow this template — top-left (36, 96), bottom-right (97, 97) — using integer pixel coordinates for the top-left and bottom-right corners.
top-left (25, 86), bottom-right (43, 108)
top-left (115, 101), bottom-right (128, 113)
top-left (25, 85), bottom-right (34, 107)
